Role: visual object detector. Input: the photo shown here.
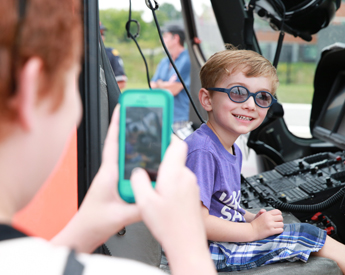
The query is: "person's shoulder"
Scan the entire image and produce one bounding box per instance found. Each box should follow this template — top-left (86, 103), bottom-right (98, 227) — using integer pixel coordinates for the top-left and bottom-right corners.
top-left (181, 49), bottom-right (189, 56)
top-left (0, 237), bottom-right (70, 274)
top-left (185, 124), bottom-right (214, 152)
top-left (233, 143), bottom-right (243, 158)
top-left (158, 56), bottom-right (169, 65)
top-left (106, 47), bottom-right (121, 57)
top-left (0, 236), bottom-right (166, 275)
top-left (78, 253), bottom-right (166, 275)
top-left (111, 48), bottom-right (120, 56)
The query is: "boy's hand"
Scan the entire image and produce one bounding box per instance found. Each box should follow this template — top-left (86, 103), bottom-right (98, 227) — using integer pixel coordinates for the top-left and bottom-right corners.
top-left (244, 208), bottom-right (266, 222)
top-left (250, 209), bottom-right (284, 240)
top-left (254, 208), bottom-right (267, 220)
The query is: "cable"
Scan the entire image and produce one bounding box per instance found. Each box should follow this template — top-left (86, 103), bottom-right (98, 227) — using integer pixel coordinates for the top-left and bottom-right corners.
top-left (125, 1), bottom-right (182, 139)
top-left (125, 0), bottom-right (151, 89)
top-left (267, 186), bottom-right (345, 213)
top-left (272, 0), bottom-right (286, 68)
top-left (145, 0), bottom-right (206, 124)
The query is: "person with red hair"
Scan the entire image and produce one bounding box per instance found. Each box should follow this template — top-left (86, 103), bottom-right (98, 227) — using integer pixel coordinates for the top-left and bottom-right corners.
top-left (0, 1), bottom-right (216, 274)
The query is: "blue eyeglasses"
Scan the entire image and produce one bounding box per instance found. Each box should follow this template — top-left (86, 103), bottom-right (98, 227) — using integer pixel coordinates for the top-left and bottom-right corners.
top-left (207, 86), bottom-right (277, 108)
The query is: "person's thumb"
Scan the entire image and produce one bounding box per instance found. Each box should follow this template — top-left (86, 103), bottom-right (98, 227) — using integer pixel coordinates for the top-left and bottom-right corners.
top-left (130, 168), bottom-right (156, 206)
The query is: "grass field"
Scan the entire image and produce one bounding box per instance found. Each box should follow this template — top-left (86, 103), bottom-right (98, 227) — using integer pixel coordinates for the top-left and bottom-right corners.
top-left (276, 84), bottom-right (314, 104)
top-left (272, 62), bottom-right (315, 104)
top-left (106, 41), bottom-right (165, 85)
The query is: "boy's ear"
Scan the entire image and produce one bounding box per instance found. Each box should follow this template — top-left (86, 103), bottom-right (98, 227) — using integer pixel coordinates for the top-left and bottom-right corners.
top-left (199, 88), bottom-right (213, 112)
top-left (9, 57), bottom-right (43, 131)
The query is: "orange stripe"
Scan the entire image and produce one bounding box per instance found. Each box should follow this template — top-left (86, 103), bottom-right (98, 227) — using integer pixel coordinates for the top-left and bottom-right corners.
top-left (13, 130), bottom-right (78, 239)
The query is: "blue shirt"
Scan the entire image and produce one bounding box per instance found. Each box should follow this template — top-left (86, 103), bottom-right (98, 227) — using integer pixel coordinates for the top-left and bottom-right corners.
top-left (151, 50), bottom-right (191, 123)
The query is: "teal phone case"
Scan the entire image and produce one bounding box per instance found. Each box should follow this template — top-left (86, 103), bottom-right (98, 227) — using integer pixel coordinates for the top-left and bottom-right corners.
top-left (118, 89), bottom-right (174, 203)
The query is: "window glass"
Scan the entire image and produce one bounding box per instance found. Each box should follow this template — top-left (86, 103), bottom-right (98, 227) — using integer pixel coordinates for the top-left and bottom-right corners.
top-left (190, 0), bottom-right (225, 59)
top-left (244, 1), bottom-right (345, 138)
top-left (98, 0), bottom-right (185, 89)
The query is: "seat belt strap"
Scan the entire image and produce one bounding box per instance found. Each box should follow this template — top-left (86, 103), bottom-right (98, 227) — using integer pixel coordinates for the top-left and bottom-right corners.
top-left (63, 250), bottom-right (85, 275)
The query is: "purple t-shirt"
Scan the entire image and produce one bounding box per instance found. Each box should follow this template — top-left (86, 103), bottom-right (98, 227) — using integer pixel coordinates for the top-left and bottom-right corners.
top-left (185, 124), bottom-right (246, 222)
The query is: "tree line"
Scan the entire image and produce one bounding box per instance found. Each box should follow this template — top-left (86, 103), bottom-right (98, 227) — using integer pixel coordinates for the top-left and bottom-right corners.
top-left (99, 3), bottom-right (182, 48)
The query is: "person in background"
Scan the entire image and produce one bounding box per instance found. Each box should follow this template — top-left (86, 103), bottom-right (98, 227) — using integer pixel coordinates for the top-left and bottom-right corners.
top-left (0, 1), bottom-right (217, 274)
top-left (150, 25), bottom-right (193, 139)
top-left (100, 22), bottom-right (127, 90)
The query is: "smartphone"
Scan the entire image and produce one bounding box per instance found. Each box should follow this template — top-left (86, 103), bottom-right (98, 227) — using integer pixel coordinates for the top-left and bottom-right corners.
top-left (118, 89), bottom-right (174, 203)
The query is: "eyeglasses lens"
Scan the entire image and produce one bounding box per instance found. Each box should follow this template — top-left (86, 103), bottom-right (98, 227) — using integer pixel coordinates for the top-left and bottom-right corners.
top-left (229, 87), bottom-right (272, 107)
top-left (256, 92), bottom-right (272, 107)
top-left (229, 87), bottom-right (248, 102)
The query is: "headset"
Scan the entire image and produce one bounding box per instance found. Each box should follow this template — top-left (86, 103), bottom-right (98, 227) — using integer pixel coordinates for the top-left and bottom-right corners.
top-left (254, 0), bottom-right (340, 41)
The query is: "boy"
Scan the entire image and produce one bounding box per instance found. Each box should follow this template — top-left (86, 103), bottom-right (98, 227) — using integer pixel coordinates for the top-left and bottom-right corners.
top-left (185, 45), bottom-right (345, 273)
top-left (0, 1), bottom-right (216, 274)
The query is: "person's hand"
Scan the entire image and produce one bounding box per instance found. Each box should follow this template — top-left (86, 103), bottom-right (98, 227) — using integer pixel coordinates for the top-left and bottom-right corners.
top-left (52, 105), bottom-right (140, 253)
top-left (156, 79), bottom-right (163, 89)
top-left (250, 209), bottom-right (284, 240)
top-left (130, 136), bottom-right (202, 247)
top-left (130, 136), bottom-right (216, 275)
top-left (79, 104), bottom-right (141, 235)
top-left (244, 208), bottom-right (267, 222)
top-left (253, 208), bottom-right (267, 220)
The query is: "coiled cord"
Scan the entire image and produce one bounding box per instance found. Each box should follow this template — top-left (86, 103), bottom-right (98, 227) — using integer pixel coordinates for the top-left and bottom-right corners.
top-left (267, 186), bottom-right (345, 213)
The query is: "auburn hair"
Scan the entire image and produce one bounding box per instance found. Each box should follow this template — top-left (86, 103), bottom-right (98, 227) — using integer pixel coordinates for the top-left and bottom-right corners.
top-left (0, 0), bottom-right (82, 134)
top-left (200, 44), bottom-right (279, 95)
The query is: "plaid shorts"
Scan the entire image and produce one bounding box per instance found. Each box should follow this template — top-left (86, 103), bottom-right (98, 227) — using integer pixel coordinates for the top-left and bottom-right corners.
top-left (211, 223), bottom-right (326, 272)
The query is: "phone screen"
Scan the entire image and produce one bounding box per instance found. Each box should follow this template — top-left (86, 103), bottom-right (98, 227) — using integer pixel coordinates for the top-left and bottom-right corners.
top-left (124, 106), bottom-right (163, 181)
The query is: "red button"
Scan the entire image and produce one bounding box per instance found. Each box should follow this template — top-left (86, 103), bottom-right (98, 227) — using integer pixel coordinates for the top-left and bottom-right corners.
top-left (311, 212), bottom-right (322, 221)
top-left (326, 226), bottom-right (335, 235)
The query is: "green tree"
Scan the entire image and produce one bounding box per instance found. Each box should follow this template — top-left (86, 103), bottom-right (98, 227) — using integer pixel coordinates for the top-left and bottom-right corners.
top-left (155, 3), bottom-right (182, 26)
top-left (98, 8), bottom-right (166, 86)
top-left (100, 9), bottom-right (158, 45)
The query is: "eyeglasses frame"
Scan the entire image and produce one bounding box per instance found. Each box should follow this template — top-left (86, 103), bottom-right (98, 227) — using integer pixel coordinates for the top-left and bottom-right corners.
top-left (207, 86), bottom-right (277, 108)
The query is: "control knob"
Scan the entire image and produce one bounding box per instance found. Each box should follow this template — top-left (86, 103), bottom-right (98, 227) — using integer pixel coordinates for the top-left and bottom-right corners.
top-left (326, 177), bottom-right (333, 187)
top-left (298, 161), bottom-right (304, 169)
top-left (278, 194), bottom-right (287, 203)
top-left (241, 188), bottom-right (249, 198)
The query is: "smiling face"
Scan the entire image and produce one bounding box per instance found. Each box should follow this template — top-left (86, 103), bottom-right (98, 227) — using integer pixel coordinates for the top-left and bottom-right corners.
top-left (205, 70), bottom-right (272, 147)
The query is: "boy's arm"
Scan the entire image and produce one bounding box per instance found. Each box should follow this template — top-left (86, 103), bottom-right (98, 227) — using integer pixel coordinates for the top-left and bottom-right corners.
top-left (243, 209), bottom-right (267, 223)
top-left (202, 205), bottom-right (284, 243)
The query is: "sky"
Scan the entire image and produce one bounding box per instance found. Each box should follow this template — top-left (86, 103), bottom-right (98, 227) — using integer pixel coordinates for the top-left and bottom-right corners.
top-left (98, 0), bottom-right (209, 21)
top-left (99, 0), bottom-right (181, 21)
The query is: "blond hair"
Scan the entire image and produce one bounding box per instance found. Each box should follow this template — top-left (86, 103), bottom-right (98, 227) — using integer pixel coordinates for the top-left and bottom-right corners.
top-left (200, 45), bottom-right (279, 95)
